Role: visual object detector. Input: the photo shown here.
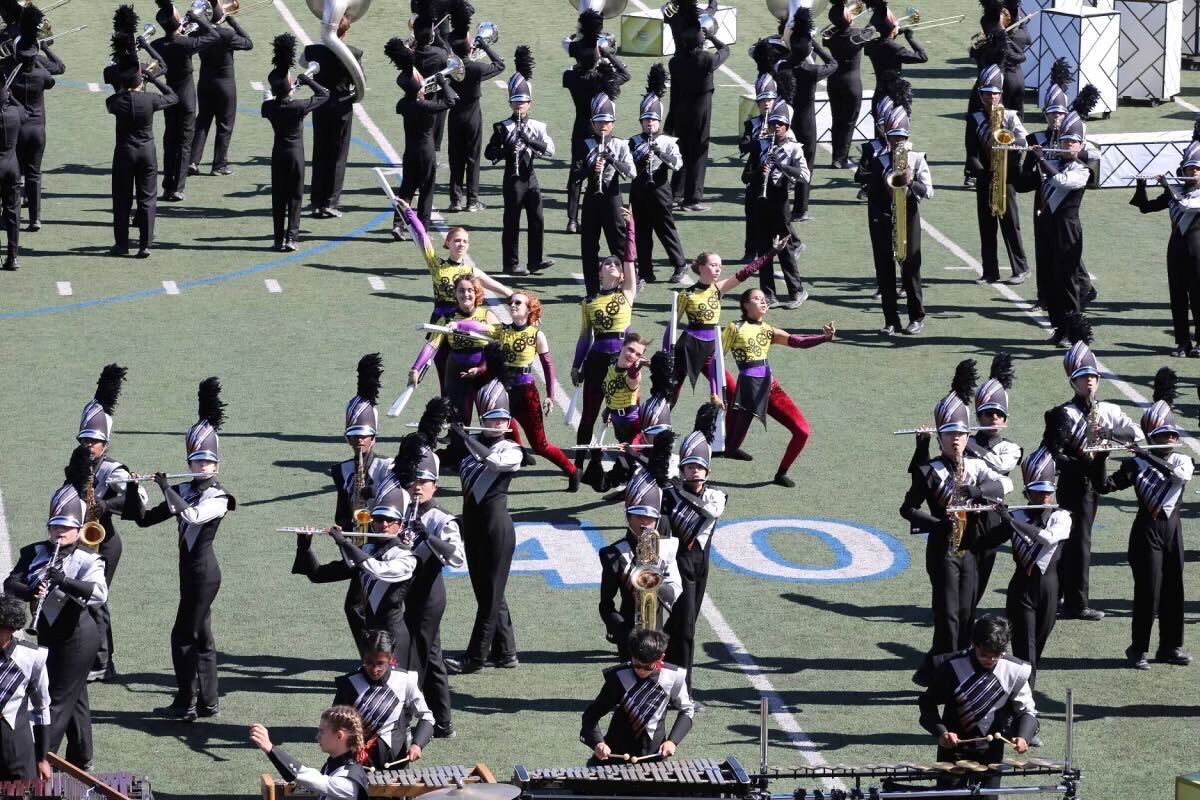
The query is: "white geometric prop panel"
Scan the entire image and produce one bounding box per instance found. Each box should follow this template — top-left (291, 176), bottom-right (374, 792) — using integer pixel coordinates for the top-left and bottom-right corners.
top-left (1116, 0), bottom-right (1182, 101)
top-left (1182, 0), bottom-right (1199, 56)
top-left (814, 92), bottom-right (874, 144)
top-left (1037, 8), bottom-right (1120, 115)
top-left (1024, 0), bottom-right (1057, 90)
top-left (1091, 130), bottom-right (1192, 187)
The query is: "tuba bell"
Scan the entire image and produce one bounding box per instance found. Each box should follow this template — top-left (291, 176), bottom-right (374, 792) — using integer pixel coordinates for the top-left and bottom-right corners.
top-left (305, 0), bottom-right (372, 103)
top-left (468, 20), bottom-right (498, 61)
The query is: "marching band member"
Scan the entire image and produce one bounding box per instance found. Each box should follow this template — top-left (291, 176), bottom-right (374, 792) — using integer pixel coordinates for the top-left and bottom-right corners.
top-left (399, 402), bottom-right (464, 738)
top-left (124, 377), bottom-right (233, 721)
top-left (444, 376), bottom-right (523, 674)
top-left (261, 33), bottom-right (328, 252)
top-left (995, 446), bottom-right (1070, 687)
top-left (638, 351), bottom-right (675, 450)
top-left (856, 74), bottom-right (910, 211)
top-left (151, 0), bottom-right (218, 203)
top-left (581, 629), bottom-right (694, 764)
top-left (387, 37), bottom-right (457, 238)
top-left (251, 707), bottom-right (369, 800)
top-left (720, 289), bottom-right (834, 486)
top-left (969, 353), bottom-right (1021, 603)
top-left (782, 9), bottom-right (838, 223)
top-left (572, 209), bottom-right (638, 468)
top-left (918, 615), bottom-right (1037, 794)
top-left (1046, 315), bottom-right (1143, 622)
top-left (963, 26), bottom-right (1006, 190)
top-left (333, 629), bottom-right (434, 770)
top-left (857, 104), bottom-right (930, 335)
top-left (0, 596), bottom-right (51, 780)
top-left (1095, 368), bottom-right (1193, 669)
top-left (188, 0), bottom-right (252, 177)
top-left (666, 244), bottom-right (780, 406)
top-left (863, 3), bottom-right (926, 119)
top-left (562, 9), bottom-right (630, 234)
top-left (629, 64), bottom-right (685, 286)
top-left (748, 80), bottom-right (810, 309)
top-left (967, 65), bottom-right (1028, 285)
top-left (578, 89), bottom-right (635, 299)
top-left (303, 12), bottom-right (360, 218)
top-left (445, 1), bottom-right (504, 214)
top-left (664, 0), bottom-right (728, 212)
top-left (294, 472), bottom-right (418, 668)
top-left (103, 16), bottom-right (177, 259)
top-left (484, 46), bottom-right (555, 276)
top-left (663, 405), bottom-right (726, 693)
top-left (74, 364), bottom-right (142, 684)
top-left (1130, 143), bottom-right (1200, 358)
top-left (823, 0), bottom-right (867, 170)
top-left (597, 437), bottom-right (680, 658)
top-left (410, 0), bottom-right (450, 159)
top-left (999, 0), bottom-right (1030, 115)
top-left (738, 73), bottom-right (783, 263)
top-left (5, 449), bottom-right (108, 770)
top-left (10, 4), bottom-right (62, 234)
top-left (0, 64), bottom-right (26, 272)
top-left (900, 361), bottom-right (1013, 684)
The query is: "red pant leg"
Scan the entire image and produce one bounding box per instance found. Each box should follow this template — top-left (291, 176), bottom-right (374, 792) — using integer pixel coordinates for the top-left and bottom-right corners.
top-left (514, 383), bottom-right (576, 477)
top-left (767, 380), bottom-right (811, 474)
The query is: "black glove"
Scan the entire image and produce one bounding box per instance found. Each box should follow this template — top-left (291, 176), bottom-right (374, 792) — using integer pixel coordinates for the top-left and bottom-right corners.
top-left (297, 73), bottom-right (314, 86)
top-left (359, 481), bottom-right (375, 502)
top-left (154, 472), bottom-right (170, 491)
top-left (328, 527), bottom-right (348, 546)
top-left (965, 484), bottom-right (984, 501)
top-left (45, 566), bottom-right (66, 587)
top-left (449, 422), bottom-right (467, 440)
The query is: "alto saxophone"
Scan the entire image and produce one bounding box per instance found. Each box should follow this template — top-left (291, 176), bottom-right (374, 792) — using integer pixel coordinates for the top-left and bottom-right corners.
top-left (950, 458), bottom-right (967, 556)
top-left (887, 141), bottom-right (911, 262)
top-left (989, 103), bottom-right (1014, 217)
top-left (79, 464), bottom-right (107, 551)
top-left (630, 525), bottom-right (664, 630)
top-left (351, 448), bottom-right (370, 545)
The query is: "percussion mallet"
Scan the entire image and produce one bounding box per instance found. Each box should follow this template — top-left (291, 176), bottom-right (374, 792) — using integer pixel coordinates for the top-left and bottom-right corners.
top-left (384, 756), bottom-right (412, 769)
top-left (955, 734), bottom-right (995, 746)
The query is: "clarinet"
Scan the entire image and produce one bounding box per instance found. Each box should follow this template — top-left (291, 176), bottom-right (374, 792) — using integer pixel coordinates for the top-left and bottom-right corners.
top-left (589, 133), bottom-right (608, 196)
top-left (760, 140), bottom-right (778, 200)
top-left (509, 112), bottom-right (526, 181)
top-left (27, 541), bottom-right (63, 635)
top-left (638, 132), bottom-right (657, 184)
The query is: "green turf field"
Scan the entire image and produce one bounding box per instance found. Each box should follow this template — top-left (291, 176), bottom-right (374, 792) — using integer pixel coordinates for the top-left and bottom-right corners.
top-left (1, 0), bottom-right (1200, 797)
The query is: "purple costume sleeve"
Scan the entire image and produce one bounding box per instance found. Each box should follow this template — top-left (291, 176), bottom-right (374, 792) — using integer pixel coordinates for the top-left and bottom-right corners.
top-left (412, 341), bottom-right (438, 372)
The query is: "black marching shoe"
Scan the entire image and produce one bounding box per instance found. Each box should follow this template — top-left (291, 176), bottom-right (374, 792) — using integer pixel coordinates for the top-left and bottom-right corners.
top-left (880, 324), bottom-right (896, 337)
top-left (467, 201), bottom-right (485, 212)
top-left (155, 702), bottom-right (198, 722)
top-left (567, 471), bottom-right (581, 493)
top-left (1125, 646), bottom-right (1150, 670)
top-left (187, 163), bottom-right (201, 176)
top-left (433, 721), bottom-right (457, 739)
top-left (1, 255), bottom-right (16, 271)
top-left (197, 702), bottom-right (219, 718)
top-left (161, 192), bottom-right (184, 202)
top-left (283, 236), bottom-right (298, 252)
top-left (443, 656), bottom-right (485, 675)
top-left (521, 450), bottom-right (536, 466)
top-left (392, 225), bottom-right (411, 241)
top-left (25, 220), bottom-right (40, 232)
top-left (720, 448), bottom-right (753, 461)
top-left (446, 203), bottom-right (463, 213)
top-left (565, 219), bottom-right (578, 234)
top-left (668, 266), bottom-right (688, 284)
top-left (532, 259), bottom-right (555, 272)
top-left (773, 471), bottom-right (796, 488)
top-left (323, 206), bottom-right (343, 218)
top-left (486, 655), bottom-right (519, 669)
top-left (903, 319), bottom-right (924, 335)
top-left (135, 248), bottom-right (151, 259)
top-left (1155, 648), bottom-right (1192, 666)
top-left (509, 265), bottom-right (530, 277)
top-left (108, 245), bottom-right (129, 257)
top-left (211, 166), bottom-right (235, 176)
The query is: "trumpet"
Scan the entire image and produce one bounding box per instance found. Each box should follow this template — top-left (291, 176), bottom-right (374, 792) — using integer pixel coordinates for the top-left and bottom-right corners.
top-left (288, 61), bottom-right (321, 96)
top-left (945, 502), bottom-right (1059, 513)
top-left (107, 471), bottom-right (213, 485)
top-left (0, 23), bottom-right (85, 59)
top-left (137, 24), bottom-right (168, 80)
top-left (971, 10), bottom-right (1039, 47)
top-left (893, 425), bottom-right (1000, 435)
top-left (819, 0), bottom-right (867, 40)
top-left (421, 55), bottom-right (466, 93)
top-left (276, 526), bottom-right (399, 539)
top-left (468, 20), bottom-right (498, 61)
top-left (897, 5), bottom-right (919, 24)
top-left (561, 30), bottom-right (616, 55)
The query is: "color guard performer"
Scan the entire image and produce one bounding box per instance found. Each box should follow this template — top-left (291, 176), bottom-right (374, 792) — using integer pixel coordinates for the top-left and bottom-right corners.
top-left (303, 13), bottom-right (360, 218)
top-left (969, 353), bottom-right (1021, 603)
top-left (918, 615), bottom-right (1037, 794)
top-left (74, 364), bottom-right (141, 684)
top-left (823, 0), bottom-right (867, 170)
top-left (900, 361), bottom-right (1013, 684)
top-left (598, 438), bottom-right (680, 658)
top-left (251, 707), bottom-right (370, 800)
top-left (0, 64), bottom-right (26, 272)
top-left (151, 0), bottom-right (218, 202)
top-left (578, 89), bottom-right (635, 299)
top-left (720, 289), bottom-right (834, 486)
top-left (445, 1), bottom-right (503, 213)
top-left (10, 4), bottom-right (62, 234)
top-left (582, 331), bottom-right (649, 492)
top-left (444, 376), bottom-right (523, 674)
top-left (581, 628), bottom-right (694, 764)
top-left (261, 33), bottom-right (328, 252)
top-left (1130, 144), bottom-right (1200, 357)
top-left (782, 10), bottom-right (838, 222)
top-left (104, 13), bottom-right (177, 259)
top-left (0, 596), bottom-right (51, 781)
top-left (124, 377), bottom-right (234, 721)
top-left (333, 629), bottom-right (435, 770)
top-left (484, 46), bottom-right (555, 276)
top-left (1095, 368), bottom-right (1193, 669)
top-left (629, 64), bottom-right (685, 286)
top-left (967, 65), bottom-right (1028, 285)
top-left (857, 104), bottom-right (930, 335)
top-left (188, 0), bottom-right (252, 176)
top-left (1046, 315), bottom-right (1143, 622)
top-left (5, 450), bottom-right (108, 770)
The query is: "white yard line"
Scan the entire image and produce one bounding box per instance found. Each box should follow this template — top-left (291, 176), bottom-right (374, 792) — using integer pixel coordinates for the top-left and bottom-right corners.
top-left (265, 278), bottom-right (283, 293)
top-left (0, 490), bottom-right (11, 579)
top-left (162, 280), bottom-right (179, 295)
top-left (55, 281), bottom-right (72, 296)
top-left (86, 82), bottom-right (100, 92)
top-left (368, 276), bottom-right (387, 291)
top-left (250, 80), bottom-right (264, 91)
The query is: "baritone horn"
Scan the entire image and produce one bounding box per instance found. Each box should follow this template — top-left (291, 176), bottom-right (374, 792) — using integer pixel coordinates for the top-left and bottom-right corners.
top-left (422, 55), bottom-right (465, 92)
top-left (989, 103), bottom-right (1014, 216)
top-left (468, 20), bottom-right (498, 60)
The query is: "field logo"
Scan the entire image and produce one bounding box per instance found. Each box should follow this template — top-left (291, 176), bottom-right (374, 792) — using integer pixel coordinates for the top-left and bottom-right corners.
top-left (449, 517), bottom-right (907, 587)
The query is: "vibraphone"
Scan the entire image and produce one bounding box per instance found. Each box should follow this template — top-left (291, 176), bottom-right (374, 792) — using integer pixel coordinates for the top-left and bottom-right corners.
top-left (262, 762), bottom-right (499, 799)
top-left (0, 771), bottom-right (153, 800)
top-left (514, 757), bottom-right (757, 800)
top-left (758, 759), bottom-right (1081, 798)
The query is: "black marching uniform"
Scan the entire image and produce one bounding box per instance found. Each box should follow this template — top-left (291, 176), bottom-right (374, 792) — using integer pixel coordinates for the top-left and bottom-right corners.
top-left (863, 28), bottom-right (926, 122)
top-left (823, 3), bottom-right (867, 167)
top-left (580, 661), bottom-right (695, 762)
top-left (266, 748), bottom-right (368, 800)
top-left (189, 14), bottom-right (252, 174)
top-left (967, 66), bottom-right (1028, 283)
top-left (152, 11), bottom-right (218, 199)
top-left (747, 95), bottom-right (808, 304)
top-left (665, 25), bottom-right (728, 208)
top-left (413, 32), bottom-right (450, 154)
top-left (333, 663), bottom-right (434, 770)
top-left (630, 69), bottom-right (685, 283)
top-left (446, 39), bottom-right (503, 210)
top-left (10, 12), bottom-right (62, 232)
top-left (0, 637), bottom-right (50, 779)
top-left (395, 69), bottom-right (457, 231)
top-left (578, 92), bottom-right (634, 298)
top-left (784, 29), bottom-right (838, 219)
top-left (0, 88), bottom-right (27, 269)
top-left (262, 49), bottom-right (328, 250)
top-left (303, 40), bottom-right (361, 215)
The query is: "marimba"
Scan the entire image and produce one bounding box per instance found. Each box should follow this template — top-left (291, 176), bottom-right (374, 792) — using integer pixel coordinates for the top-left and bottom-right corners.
top-left (759, 759), bottom-right (1081, 798)
top-left (0, 754), bottom-right (153, 800)
top-left (514, 757), bottom-right (757, 800)
top-left (262, 763), bottom-right (498, 799)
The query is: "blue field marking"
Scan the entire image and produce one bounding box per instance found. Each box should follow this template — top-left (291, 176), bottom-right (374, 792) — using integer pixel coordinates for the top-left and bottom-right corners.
top-left (2, 81), bottom-right (399, 321)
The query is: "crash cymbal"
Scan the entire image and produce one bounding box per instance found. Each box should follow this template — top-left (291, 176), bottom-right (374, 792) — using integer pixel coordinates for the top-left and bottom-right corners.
top-left (421, 783), bottom-right (521, 800)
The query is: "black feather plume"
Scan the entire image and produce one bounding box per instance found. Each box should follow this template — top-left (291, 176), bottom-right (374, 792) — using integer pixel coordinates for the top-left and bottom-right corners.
top-left (110, 31), bottom-right (136, 59)
top-left (18, 5), bottom-right (42, 44)
top-left (1041, 406), bottom-right (1070, 452)
top-left (197, 377), bottom-right (226, 430)
top-left (113, 4), bottom-right (139, 36)
top-left (1062, 311), bottom-right (1093, 346)
top-left (1153, 366), bottom-right (1179, 404)
top-left (271, 33), bottom-right (297, 71)
top-left (578, 9), bottom-right (604, 38)
top-left (155, 0), bottom-right (173, 11)
top-left (864, 0), bottom-right (888, 9)
top-left (951, 359), bottom-right (978, 405)
top-left (649, 430), bottom-right (675, 487)
top-left (1072, 84), bottom-right (1099, 116)
top-left (356, 353), bottom-right (383, 405)
top-left (694, 403), bottom-right (719, 444)
top-left (64, 444), bottom-right (93, 493)
top-left (482, 343), bottom-right (509, 388)
top-left (94, 363), bottom-right (128, 415)
top-left (514, 45), bottom-right (534, 80)
top-left (887, 75), bottom-right (913, 114)
top-left (648, 351), bottom-right (673, 398)
top-left (412, 0), bottom-right (434, 21)
top-left (774, 67), bottom-right (795, 102)
top-left (988, 352), bottom-right (1014, 391)
top-left (384, 36), bottom-right (414, 70)
top-left (448, 0), bottom-right (474, 36)
top-left (790, 7), bottom-right (813, 39)
top-left (646, 62), bottom-right (667, 98)
top-left (417, 397), bottom-right (453, 446)
top-left (1049, 56), bottom-right (1071, 89)
top-left (392, 433), bottom-right (426, 487)
top-left (599, 68), bottom-right (622, 100)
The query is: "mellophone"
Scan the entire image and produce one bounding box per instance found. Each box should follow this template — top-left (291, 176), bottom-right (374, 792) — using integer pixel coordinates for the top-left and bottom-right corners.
top-left (262, 763), bottom-right (498, 799)
top-left (0, 753), bottom-right (153, 800)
